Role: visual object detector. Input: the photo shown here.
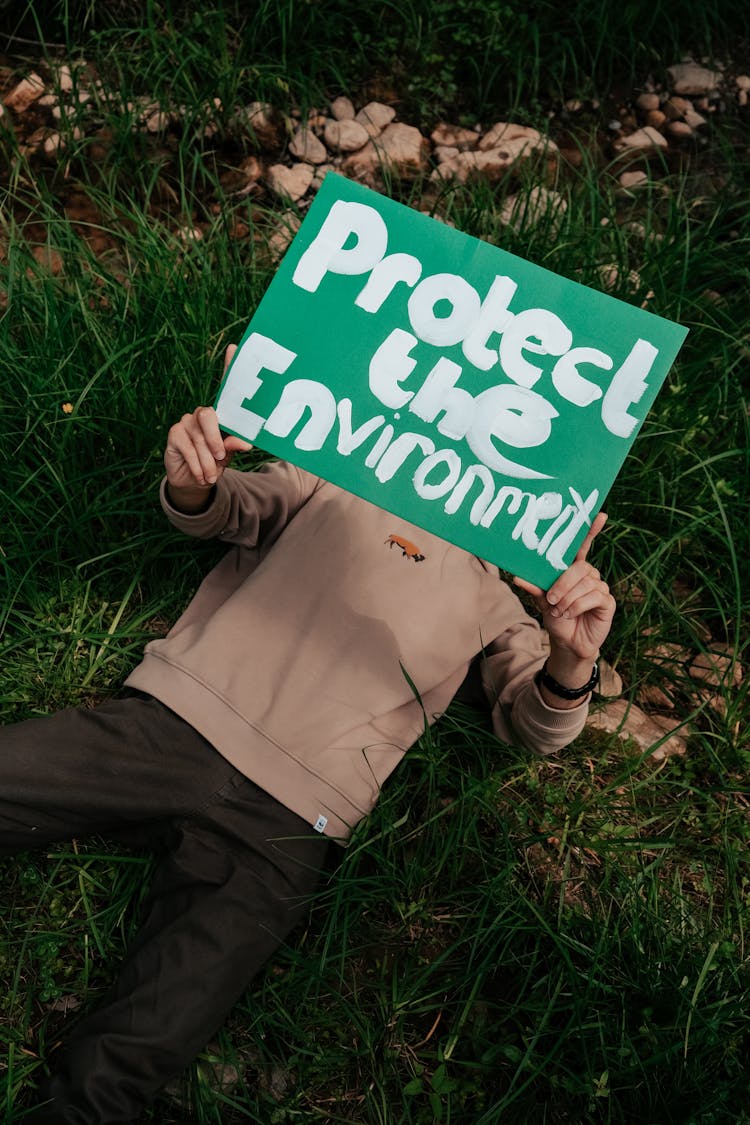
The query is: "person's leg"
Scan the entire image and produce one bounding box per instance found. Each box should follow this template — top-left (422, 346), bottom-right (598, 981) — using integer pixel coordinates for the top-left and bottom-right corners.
top-left (27, 771), bottom-right (327, 1124)
top-left (1, 694), bottom-right (326, 1121)
top-left (0, 693), bottom-right (241, 855)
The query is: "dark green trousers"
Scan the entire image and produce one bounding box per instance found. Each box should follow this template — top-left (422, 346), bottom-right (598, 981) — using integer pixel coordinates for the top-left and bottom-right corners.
top-left (0, 693), bottom-right (328, 1123)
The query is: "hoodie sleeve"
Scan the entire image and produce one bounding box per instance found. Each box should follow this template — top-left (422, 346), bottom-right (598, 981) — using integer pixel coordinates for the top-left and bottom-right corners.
top-left (480, 606), bottom-right (589, 756)
top-left (160, 461), bottom-right (322, 550)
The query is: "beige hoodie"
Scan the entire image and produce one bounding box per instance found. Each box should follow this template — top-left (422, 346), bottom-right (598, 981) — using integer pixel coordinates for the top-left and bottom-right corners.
top-left (125, 462), bottom-right (588, 840)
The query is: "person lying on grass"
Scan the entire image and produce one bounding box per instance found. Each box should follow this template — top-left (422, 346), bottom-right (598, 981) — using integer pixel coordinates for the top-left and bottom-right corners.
top-left (4, 344), bottom-right (615, 1124)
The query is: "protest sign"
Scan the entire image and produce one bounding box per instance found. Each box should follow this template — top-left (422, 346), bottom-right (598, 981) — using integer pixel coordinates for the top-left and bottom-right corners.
top-left (215, 173), bottom-right (688, 587)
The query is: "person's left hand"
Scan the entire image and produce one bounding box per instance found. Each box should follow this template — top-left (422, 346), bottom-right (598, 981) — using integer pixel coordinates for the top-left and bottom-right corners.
top-left (513, 512), bottom-right (616, 663)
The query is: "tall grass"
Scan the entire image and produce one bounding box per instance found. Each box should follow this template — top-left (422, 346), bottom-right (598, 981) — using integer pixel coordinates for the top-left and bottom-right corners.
top-left (1, 2), bottom-right (749, 1121)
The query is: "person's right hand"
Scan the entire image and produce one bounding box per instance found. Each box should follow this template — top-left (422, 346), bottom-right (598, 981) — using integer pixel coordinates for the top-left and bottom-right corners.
top-left (164, 345), bottom-right (252, 506)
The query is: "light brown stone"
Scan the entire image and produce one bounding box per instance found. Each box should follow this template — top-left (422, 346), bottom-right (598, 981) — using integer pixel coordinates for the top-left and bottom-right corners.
top-left (645, 109), bottom-right (667, 128)
top-left (31, 244), bottom-right (64, 275)
top-left (265, 162), bottom-right (314, 202)
top-left (644, 641), bottom-right (691, 673)
top-left (667, 62), bottom-right (721, 95)
top-left (329, 95), bottom-right (355, 121)
top-left (637, 684), bottom-right (676, 711)
top-left (663, 95), bottom-right (692, 120)
top-left (144, 108), bottom-right (170, 133)
top-left (433, 136), bottom-right (553, 185)
top-left (55, 64), bottom-right (75, 93)
top-left (289, 125), bottom-right (327, 164)
top-left (4, 72), bottom-right (46, 113)
top-left (355, 101), bottom-right (396, 137)
top-left (598, 658), bottom-right (623, 698)
top-left (266, 209), bottom-right (302, 260)
top-left (324, 118), bottom-right (370, 153)
top-left (235, 102), bottom-right (283, 150)
top-left (683, 109), bottom-right (707, 128)
top-left (689, 648), bottom-right (743, 689)
top-left (618, 170), bottom-right (649, 189)
top-left (433, 144), bottom-right (459, 162)
top-left (498, 186), bottom-right (567, 234)
top-left (586, 699), bottom-right (687, 760)
top-left (613, 125), bottom-right (669, 153)
top-left (343, 122), bottom-right (429, 180)
top-left (478, 121), bottom-right (557, 155)
top-left (597, 264), bottom-right (642, 293)
top-left (430, 121), bottom-right (478, 150)
top-left (309, 164), bottom-right (335, 193)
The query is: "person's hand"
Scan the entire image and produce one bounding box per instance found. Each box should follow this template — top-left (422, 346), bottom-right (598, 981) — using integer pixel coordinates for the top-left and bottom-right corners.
top-left (164, 345), bottom-right (252, 510)
top-left (513, 512), bottom-right (616, 705)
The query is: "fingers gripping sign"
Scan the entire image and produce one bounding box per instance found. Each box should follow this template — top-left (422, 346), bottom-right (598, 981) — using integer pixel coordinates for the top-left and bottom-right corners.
top-left (513, 511), bottom-right (616, 663)
top-left (164, 345), bottom-right (253, 510)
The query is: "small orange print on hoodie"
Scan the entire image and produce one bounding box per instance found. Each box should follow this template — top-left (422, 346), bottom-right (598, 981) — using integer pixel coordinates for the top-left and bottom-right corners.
top-left (384, 534), bottom-right (426, 563)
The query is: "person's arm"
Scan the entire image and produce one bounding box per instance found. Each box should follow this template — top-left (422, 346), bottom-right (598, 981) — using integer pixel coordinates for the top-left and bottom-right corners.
top-left (161, 344), bottom-right (321, 548)
top-left (513, 511), bottom-right (616, 710)
top-left (163, 345), bottom-right (251, 515)
top-left (481, 513), bottom-right (616, 754)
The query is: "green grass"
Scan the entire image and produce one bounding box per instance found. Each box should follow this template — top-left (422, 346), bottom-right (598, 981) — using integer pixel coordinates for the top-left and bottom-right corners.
top-left (1, 2), bottom-right (750, 1121)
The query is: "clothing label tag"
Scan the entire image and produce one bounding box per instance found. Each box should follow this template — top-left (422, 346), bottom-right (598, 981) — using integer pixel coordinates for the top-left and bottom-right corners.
top-left (313, 814), bottom-right (328, 833)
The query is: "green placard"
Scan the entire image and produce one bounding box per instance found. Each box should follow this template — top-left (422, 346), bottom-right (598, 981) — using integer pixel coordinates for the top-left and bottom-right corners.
top-left (216, 173), bottom-right (688, 587)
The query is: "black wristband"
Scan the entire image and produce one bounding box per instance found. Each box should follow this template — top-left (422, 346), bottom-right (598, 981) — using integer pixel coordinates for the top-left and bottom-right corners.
top-left (536, 659), bottom-right (599, 700)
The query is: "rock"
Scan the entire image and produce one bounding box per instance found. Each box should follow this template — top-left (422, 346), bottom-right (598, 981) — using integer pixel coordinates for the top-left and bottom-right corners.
top-left (612, 126), bottom-right (668, 154)
top-left (586, 699), bottom-right (687, 760)
top-left (434, 132), bottom-right (555, 185)
top-left (323, 118), bottom-right (370, 153)
top-left (4, 72), bottom-right (46, 113)
top-left (266, 209), bottom-right (302, 260)
top-left (558, 146), bottom-right (584, 168)
top-left (343, 122), bottom-right (429, 181)
top-left (636, 92), bottom-right (660, 112)
top-left (144, 108), bottom-right (170, 133)
top-left (689, 647), bottom-right (743, 689)
top-left (329, 95), bottom-right (355, 121)
top-left (31, 244), bottom-right (64, 275)
top-left (235, 101), bottom-right (283, 150)
top-left (42, 131), bottom-right (65, 158)
top-left (430, 122), bottom-right (478, 150)
top-left (618, 170), bottom-right (649, 188)
top-left (683, 108), bottom-right (707, 128)
top-left (355, 101), bottom-right (396, 137)
top-left (597, 658), bottom-right (623, 698)
top-left (289, 125), bottom-right (327, 164)
top-left (309, 163), bottom-right (334, 192)
top-left (478, 121), bottom-right (557, 156)
top-left (645, 109), bottom-right (667, 129)
top-left (644, 641), bottom-right (692, 673)
top-left (55, 64), bottom-right (75, 93)
top-left (266, 161), bottom-right (314, 202)
top-left (637, 684), bottom-right (676, 711)
top-left (433, 144), bottom-right (459, 162)
top-left (498, 186), bottom-right (567, 234)
top-left (224, 154), bottom-right (263, 197)
top-left (667, 62), bottom-right (721, 96)
top-left (597, 264), bottom-right (642, 293)
top-left (663, 95), bottom-right (692, 120)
